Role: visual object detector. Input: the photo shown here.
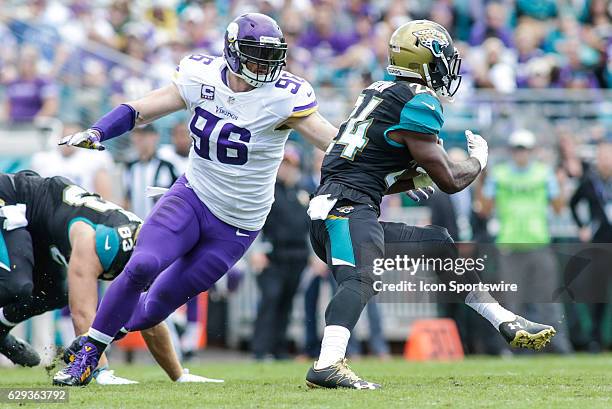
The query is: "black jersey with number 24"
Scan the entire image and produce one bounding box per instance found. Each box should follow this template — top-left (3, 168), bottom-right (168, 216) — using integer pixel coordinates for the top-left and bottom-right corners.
top-left (318, 80), bottom-right (445, 208)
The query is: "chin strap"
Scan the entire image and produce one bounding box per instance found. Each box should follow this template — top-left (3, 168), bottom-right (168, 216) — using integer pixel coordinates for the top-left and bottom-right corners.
top-left (422, 63), bottom-right (434, 89)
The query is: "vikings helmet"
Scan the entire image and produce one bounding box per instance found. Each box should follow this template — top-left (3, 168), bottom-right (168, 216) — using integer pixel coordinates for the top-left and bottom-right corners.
top-left (224, 13), bottom-right (287, 87)
top-left (387, 20), bottom-right (462, 98)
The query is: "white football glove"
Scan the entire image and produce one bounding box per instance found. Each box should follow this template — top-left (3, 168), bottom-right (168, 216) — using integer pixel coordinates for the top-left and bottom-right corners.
top-left (94, 368), bottom-right (138, 385)
top-left (176, 368), bottom-right (224, 383)
top-left (465, 130), bottom-right (488, 170)
top-left (59, 129), bottom-right (105, 151)
top-left (465, 130), bottom-right (489, 171)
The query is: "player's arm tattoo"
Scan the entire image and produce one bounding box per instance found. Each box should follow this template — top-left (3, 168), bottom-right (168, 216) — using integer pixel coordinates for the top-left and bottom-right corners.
top-left (390, 130), bottom-right (481, 194)
top-left (444, 157), bottom-right (482, 192)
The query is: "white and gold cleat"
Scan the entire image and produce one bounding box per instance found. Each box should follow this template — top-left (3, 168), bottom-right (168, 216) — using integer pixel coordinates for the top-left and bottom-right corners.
top-left (499, 316), bottom-right (556, 351)
top-left (306, 359), bottom-right (381, 390)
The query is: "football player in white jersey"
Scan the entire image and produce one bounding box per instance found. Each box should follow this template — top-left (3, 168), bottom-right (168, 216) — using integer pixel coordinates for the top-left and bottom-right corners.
top-left (54, 13), bottom-right (339, 386)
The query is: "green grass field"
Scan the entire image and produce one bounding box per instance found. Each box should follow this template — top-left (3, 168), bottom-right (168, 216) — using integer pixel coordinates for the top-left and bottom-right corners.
top-left (1, 355), bottom-right (610, 408)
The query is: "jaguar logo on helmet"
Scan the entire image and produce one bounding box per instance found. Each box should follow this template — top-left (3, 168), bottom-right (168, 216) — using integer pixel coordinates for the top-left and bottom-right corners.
top-left (386, 20), bottom-right (462, 99)
top-left (412, 28), bottom-right (450, 57)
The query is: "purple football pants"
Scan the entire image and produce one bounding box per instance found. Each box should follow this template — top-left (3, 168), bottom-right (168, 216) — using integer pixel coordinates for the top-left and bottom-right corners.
top-left (91, 175), bottom-right (258, 336)
top-left (185, 297), bottom-right (199, 323)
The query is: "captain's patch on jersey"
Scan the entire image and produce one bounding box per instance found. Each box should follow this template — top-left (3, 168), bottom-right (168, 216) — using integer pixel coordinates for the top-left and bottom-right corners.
top-left (201, 84), bottom-right (215, 100)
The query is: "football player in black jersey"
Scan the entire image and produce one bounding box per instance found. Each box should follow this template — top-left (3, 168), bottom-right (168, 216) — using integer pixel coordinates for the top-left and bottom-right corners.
top-left (0, 171), bottom-right (220, 384)
top-left (305, 20), bottom-right (556, 390)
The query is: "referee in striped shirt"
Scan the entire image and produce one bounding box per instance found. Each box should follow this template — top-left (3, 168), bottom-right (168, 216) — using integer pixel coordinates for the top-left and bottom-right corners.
top-left (124, 125), bottom-right (177, 219)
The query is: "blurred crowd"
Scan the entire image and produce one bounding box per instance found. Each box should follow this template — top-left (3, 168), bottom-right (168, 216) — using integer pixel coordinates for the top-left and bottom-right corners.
top-left (0, 0), bottom-right (610, 361)
top-left (0, 0), bottom-right (610, 125)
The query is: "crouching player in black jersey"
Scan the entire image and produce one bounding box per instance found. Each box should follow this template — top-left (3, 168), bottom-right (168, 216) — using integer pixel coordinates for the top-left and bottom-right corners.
top-left (305, 20), bottom-right (556, 390)
top-left (0, 171), bottom-right (220, 384)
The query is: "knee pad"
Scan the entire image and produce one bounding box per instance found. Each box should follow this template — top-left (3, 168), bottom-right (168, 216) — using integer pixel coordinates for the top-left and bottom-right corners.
top-left (341, 274), bottom-right (378, 302)
top-left (124, 252), bottom-right (161, 288)
top-left (325, 277), bottom-right (376, 329)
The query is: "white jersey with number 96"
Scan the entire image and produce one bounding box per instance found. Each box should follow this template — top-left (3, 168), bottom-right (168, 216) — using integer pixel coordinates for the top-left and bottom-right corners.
top-left (172, 55), bottom-right (317, 231)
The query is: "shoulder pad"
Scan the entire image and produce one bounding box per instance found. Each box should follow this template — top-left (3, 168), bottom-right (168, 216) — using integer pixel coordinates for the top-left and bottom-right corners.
top-left (278, 72), bottom-right (318, 118)
top-left (172, 54), bottom-right (221, 109)
top-left (384, 87), bottom-right (444, 136)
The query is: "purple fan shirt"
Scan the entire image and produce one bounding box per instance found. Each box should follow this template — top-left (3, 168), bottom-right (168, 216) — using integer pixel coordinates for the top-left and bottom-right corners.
top-left (5, 77), bottom-right (57, 122)
top-left (298, 28), bottom-right (360, 57)
top-left (469, 24), bottom-right (514, 48)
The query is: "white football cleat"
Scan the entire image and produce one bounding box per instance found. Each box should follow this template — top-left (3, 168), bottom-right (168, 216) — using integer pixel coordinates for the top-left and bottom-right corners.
top-left (95, 368), bottom-right (139, 385)
top-left (176, 368), bottom-right (224, 383)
